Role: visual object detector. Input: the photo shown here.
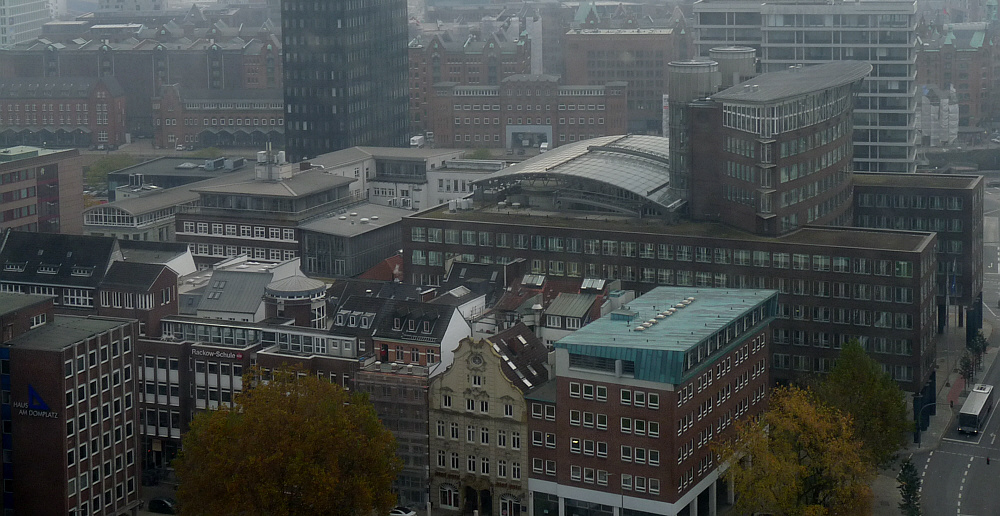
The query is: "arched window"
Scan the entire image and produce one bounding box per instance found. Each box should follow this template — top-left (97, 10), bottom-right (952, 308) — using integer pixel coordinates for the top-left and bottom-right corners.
top-left (439, 484), bottom-right (459, 509)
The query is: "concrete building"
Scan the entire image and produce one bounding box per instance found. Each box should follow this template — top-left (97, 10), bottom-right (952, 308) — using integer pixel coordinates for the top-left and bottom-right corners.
top-left (281, 0), bottom-right (409, 161)
top-left (298, 204), bottom-right (413, 279)
top-left (693, 0), bottom-right (919, 173)
top-left (0, 293), bottom-right (141, 515)
top-left (0, 146), bottom-right (84, 234)
top-left (0, 77), bottom-right (127, 149)
top-left (173, 157), bottom-right (355, 268)
top-left (426, 74), bottom-right (628, 150)
top-left (528, 287), bottom-right (776, 516)
top-left (98, 0), bottom-right (167, 11)
top-left (153, 84), bottom-right (284, 150)
top-left (0, 0), bottom-right (49, 47)
top-left (428, 324), bottom-right (549, 516)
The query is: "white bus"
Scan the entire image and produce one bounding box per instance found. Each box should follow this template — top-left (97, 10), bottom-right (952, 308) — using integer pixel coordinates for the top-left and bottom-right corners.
top-left (958, 384), bottom-right (994, 434)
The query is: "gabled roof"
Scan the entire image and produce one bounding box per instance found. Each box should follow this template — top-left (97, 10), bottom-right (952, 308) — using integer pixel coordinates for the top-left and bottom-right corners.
top-left (0, 231), bottom-right (116, 289)
top-left (101, 262), bottom-right (169, 291)
top-left (117, 240), bottom-right (191, 266)
top-left (332, 296), bottom-right (458, 345)
top-left (489, 323), bottom-right (549, 393)
top-left (196, 270), bottom-right (273, 314)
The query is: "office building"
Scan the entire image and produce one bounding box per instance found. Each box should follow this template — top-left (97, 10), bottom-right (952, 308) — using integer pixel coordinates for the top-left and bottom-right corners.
top-left (281, 0), bottom-right (410, 161)
top-left (0, 0), bottom-right (49, 47)
top-left (694, 0), bottom-right (919, 173)
top-left (528, 287), bottom-right (776, 516)
top-left (0, 293), bottom-right (141, 515)
top-left (0, 145), bottom-right (84, 234)
top-left (402, 134), bottom-right (942, 395)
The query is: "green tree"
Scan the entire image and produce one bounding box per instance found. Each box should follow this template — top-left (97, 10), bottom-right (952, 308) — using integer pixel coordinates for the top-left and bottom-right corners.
top-left (715, 386), bottom-right (874, 516)
top-left (959, 352), bottom-right (975, 390)
top-left (813, 341), bottom-right (911, 468)
top-left (465, 148), bottom-right (493, 159)
top-left (174, 369), bottom-right (401, 516)
top-left (84, 154), bottom-right (137, 190)
top-left (896, 457), bottom-right (921, 516)
top-left (967, 330), bottom-right (988, 371)
top-left (191, 147), bottom-right (225, 159)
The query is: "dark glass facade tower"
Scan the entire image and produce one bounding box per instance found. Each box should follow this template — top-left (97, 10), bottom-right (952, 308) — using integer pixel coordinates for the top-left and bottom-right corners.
top-left (282, 0), bottom-right (409, 162)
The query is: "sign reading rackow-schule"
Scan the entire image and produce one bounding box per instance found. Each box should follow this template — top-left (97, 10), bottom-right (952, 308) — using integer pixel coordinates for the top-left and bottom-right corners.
top-left (13, 385), bottom-right (59, 419)
top-left (191, 348), bottom-right (243, 360)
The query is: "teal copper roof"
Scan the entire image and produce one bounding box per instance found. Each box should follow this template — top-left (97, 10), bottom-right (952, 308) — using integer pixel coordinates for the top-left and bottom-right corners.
top-left (556, 287), bottom-right (777, 384)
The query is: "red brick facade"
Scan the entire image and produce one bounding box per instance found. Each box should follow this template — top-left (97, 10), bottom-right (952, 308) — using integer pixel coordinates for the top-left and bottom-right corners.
top-left (426, 75), bottom-right (627, 149)
top-left (0, 77), bottom-right (127, 148)
top-left (152, 84), bottom-right (283, 150)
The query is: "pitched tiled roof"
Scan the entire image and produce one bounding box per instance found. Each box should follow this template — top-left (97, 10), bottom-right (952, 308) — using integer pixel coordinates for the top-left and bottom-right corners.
top-left (0, 231), bottom-right (116, 289)
top-left (101, 262), bottom-right (168, 291)
top-left (488, 323), bottom-right (549, 393)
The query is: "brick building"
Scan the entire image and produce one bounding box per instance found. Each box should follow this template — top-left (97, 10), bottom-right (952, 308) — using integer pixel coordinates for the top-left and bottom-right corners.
top-left (0, 293), bottom-right (142, 515)
top-left (152, 84), bottom-right (284, 150)
top-left (528, 287), bottom-right (776, 516)
top-left (0, 77), bottom-right (127, 149)
top-left (916, 22), bottom-right (997, 127)
top-left (563, 28), bottom-right (695, 134)
top-left (0, 146), bottom-right (84, 234)
top-left (408, 20), bottom-right (531, 136)
top-left (0, 25), bottom-right (281, 137)
top-left (426, 74), bottom-right (627, 150)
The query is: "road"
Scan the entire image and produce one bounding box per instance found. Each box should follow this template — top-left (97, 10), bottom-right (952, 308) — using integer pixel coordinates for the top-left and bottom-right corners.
top-left (916, 184), bottom-right (1000, 516)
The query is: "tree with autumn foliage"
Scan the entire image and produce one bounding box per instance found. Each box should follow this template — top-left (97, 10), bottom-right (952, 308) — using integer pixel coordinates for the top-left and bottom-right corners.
top-left (812, 341), bottom-right (911, 469)
top-left (173, 369), bottom-right (401, 516)
top-left (715, 386), bottom-right (874, 516)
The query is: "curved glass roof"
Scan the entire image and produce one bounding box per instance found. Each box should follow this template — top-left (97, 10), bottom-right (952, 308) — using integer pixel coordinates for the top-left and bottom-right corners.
top-left (479, 135), bottom-right (675, 210)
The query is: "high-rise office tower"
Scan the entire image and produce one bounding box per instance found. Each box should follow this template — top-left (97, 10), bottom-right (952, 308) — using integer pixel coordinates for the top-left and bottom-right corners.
top-left (0, 0), bottom-right (50, 47)
top-left (694, 0), bottom-right (918, 173)
top-left (282, 0), bottom-right (409, 162)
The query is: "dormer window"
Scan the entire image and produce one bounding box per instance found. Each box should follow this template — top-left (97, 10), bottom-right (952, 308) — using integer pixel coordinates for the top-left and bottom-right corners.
top-left (335, 314), bottom-right (345, 326)
top-left (37, 265), bottom-right (59, 275)
top-left (349, 315), bottom-right (357, 327)
top-left (423, 321), bottom-right (431, 333)
top-left (393, 317), bottom-right (402, 330)
top-left (71, 267), bottom-right (93, 277)
top-left (408, 320), bottom-right (416, 332)
top-left (360, 316), bottom-right (370, 329)
top-left (3, 262), bottom-right (25, 272)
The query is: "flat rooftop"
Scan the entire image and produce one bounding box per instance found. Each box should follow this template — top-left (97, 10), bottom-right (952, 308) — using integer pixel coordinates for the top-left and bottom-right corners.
top-left (412, 203), bottom-right (935, 252)
top-left (853, 172), bottom-right (982, 190)
top-left (711, 61), bottom-right (873, 103)
top-left (7, 315), bottom-right (129, 351)
top-left (558, 287), bottom-right (777, 353)
top-left (0, 293), bottom-right (51, 316)
top-left (108, 157), bottom-right (250, 179)
top-left (299, 203), bottom-right (412, 237)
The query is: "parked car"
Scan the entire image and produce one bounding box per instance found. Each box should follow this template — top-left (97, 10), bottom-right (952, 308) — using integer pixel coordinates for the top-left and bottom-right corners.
top-left (389, 507), bottom-right (417, 516)
top-left (175, 144), bottom-right (186, 151)
top-left (147, 497), bottom-right (178, 514)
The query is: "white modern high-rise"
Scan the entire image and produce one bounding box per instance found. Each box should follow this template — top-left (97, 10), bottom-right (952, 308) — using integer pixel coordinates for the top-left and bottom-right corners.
top-left (694, 0), bottom-right (918, 173)
top-left (0, 0), bottom-right (50, 47)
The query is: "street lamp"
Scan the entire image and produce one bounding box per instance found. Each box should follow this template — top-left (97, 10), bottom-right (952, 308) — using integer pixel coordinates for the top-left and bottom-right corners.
top-left (913, 400), bottom-right (938, 448)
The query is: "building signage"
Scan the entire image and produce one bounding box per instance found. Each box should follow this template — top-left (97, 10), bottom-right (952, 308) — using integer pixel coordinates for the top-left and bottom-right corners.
top-left (191, 348), bottom-right (243, 360)
top-left (13, 385), bottom-right (59, 419)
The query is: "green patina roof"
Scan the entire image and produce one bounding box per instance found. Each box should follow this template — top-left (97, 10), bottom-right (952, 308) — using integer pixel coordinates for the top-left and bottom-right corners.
top-left (556, 287), bottom-right (778, 385)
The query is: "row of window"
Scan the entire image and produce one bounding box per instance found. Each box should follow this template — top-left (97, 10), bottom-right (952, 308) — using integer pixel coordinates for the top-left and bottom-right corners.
top-left (452, 104), bottom-right (607, 111)
top-left (856, 193), bottom-right (966, 210)
top-left (409, 230), bottom-right (916, 277)
top-left (440, 396), bottom-right (515, 418)
top-left (188, 243), bottom-right (296, 261)
top-left (182, 222), bottom-right (295, 240)
top-left (434, 421), bottom-right (522, 448)
top-left (159, 117), bottom-right (283, 127)
top-left (64, 338), bottom-right (132, 378)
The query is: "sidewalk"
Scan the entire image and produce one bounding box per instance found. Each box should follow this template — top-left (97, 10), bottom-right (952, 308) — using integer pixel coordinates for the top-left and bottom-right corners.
top-left (870, 319), bottom-right (998, 515)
